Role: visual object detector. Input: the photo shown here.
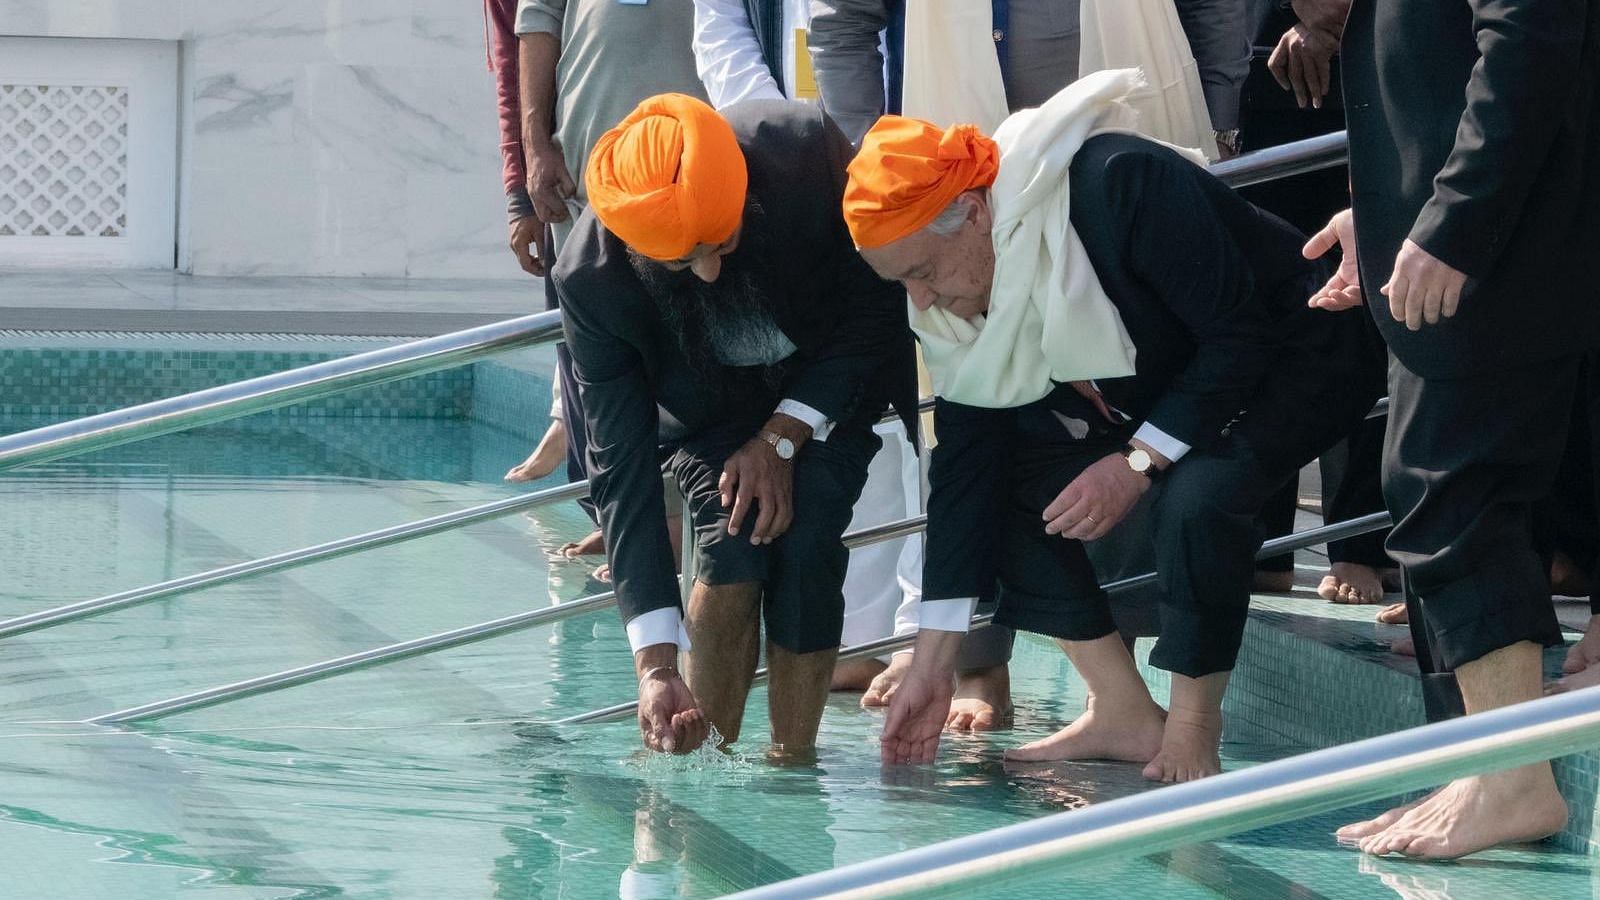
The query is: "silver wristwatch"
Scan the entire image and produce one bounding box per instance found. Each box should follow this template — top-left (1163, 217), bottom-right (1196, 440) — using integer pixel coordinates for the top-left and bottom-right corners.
top-left (759, 430), bottom-right (796, 461)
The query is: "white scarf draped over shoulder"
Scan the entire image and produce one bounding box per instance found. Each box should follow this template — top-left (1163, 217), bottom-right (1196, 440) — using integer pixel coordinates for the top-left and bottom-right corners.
top-left (911, 69), bottom-right (1207, 409)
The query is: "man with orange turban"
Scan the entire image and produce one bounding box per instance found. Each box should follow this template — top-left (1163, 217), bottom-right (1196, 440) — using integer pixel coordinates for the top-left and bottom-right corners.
top-left (844, 74), bottom-right (1377, 781)
top-left (554, 93), bottom-right (917, 756)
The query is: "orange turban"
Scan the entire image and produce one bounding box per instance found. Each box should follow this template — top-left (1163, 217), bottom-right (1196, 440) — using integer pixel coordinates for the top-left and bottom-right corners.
top-left (843, 117), bottom-right (1000, 250)
top-left (585, 94), bottom-right (748, 261)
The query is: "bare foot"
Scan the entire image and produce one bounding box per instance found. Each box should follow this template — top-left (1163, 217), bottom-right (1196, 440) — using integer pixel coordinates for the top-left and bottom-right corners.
top-left (1357, 768), bottom-right (1567, 858)
top-left (1376, 602), bottom-right (1409, 625)
top-left (505, 420), bottom-right (568, 483)
top-left (1562, 617), bottom-right (1600, 675)
top-left (1004, 698), bottom-right (1166, 763)
top-left (831, 656), bottom-right (888, 692)
top-left (559, 529), bottom-right (605, 559)
top-left (1143, 672), bottom-right (1227, 783)
top-left (1253, 569), bottom-right (1295, 593)
top-left (861, 652), bottom-right (911, 707)
top-left (946, 664), bottom-right (1013, 731)
top-left (592, 563), bottom-right (611, 583)
top-left (1142, 711), bottom-right (1223, 783)
top-left (1336, 792), bottom-right (1433, 844)
top-left (1317, 562), bottom-right (1394, 605)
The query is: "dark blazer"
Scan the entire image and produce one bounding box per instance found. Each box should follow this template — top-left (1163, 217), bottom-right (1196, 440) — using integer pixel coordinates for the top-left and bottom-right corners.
top-left (1342, 0), bottom-right (1600, 377)
top-left (553, 100), bottom-right (917, 627)
top-left (925, 134), bottom-right (1359, 601)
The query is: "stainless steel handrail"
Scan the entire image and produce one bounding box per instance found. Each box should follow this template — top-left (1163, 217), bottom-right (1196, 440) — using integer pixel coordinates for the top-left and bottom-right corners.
top-left (2, 391), bottom-right (1383, 644)
top-left (92, 511), bottom-right (1388, 726)
top-left (1213, 130), bottom-right (1348, 189)
top-left (557, 511), bottom-right (1391, 725)
top-left (0, 397), bottom-right (934, 643)
top-left (0, 310), bottom-right (564, 473)
top-left (729, 683), bottom-right (1600, 900)
top-left (87, 513), bottom-right (930, 724)
top-left (0, 131), bottom-right (1347, 478)
top-left (0, 479), bottom-right (589, 640)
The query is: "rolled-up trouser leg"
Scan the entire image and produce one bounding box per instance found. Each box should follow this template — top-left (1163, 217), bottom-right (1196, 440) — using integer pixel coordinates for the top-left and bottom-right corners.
top-left (991, 438), bottom-right (1121, 644)
top-left (1147, 437), bottom-right (1289, 678)
top-left (1382, 354), bottom-right (1574, 678)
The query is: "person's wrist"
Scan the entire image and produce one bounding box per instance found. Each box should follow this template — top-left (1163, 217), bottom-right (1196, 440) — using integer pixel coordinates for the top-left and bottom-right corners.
top-left (1127, 437), bottom-right (1172, 471)
top-left (765, 413), bottom-right (812, 449)
top-left (910, 628), bottom-right (964, 674)
top-left (634, 642), bottom-right (679, 680)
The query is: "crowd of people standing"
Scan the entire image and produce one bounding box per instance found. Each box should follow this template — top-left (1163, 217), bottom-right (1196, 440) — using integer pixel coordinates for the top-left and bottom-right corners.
top-left (482, 0), bottom-right (1600, 864)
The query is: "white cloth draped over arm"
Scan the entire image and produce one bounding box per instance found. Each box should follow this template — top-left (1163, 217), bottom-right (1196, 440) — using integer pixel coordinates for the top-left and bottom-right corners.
top-left (693, 0), bottom-right (787, 107)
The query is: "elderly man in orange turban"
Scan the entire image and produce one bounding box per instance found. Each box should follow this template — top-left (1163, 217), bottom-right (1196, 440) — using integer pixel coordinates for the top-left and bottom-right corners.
top-left (845, 73), bottom-right (1378, 780)
top-left (553, 93), bottom-right (918, 757)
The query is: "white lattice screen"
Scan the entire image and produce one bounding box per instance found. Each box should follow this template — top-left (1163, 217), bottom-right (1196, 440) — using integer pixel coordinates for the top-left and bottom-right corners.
top-left (0, 84), bottom-right (129, 238)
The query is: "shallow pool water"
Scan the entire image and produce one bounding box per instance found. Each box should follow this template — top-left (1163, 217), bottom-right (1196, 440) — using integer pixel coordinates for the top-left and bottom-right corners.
top-left (3, 411), bottom-right (1597, 899)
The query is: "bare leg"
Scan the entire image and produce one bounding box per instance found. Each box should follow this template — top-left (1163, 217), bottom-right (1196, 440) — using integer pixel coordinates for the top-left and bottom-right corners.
top-left (830, 657), bottom-right (888, 692)
top-left (505, 419), bottom-right (569, 483)
top-left (1318, 562), bottom-right (1399, 605)
top-left (1354, 641), bottom-right (1568, 858)
top-left (948, 664), bottom-right (1014, 731)
top-left (1143, 671), bottom-right (1229, 783)
top-left (681, 581), bottom-right (761, 745)
top-left (767, 640), bottom-right (839, 760)
top-left (861, 652), bottom-right (913, 708)
top-left (1005, 634), bottom-right (1166, 763)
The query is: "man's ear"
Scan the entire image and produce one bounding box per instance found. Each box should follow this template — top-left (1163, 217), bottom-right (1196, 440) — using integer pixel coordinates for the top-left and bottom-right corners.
top-left (964, 189), bottom-right (993, 234)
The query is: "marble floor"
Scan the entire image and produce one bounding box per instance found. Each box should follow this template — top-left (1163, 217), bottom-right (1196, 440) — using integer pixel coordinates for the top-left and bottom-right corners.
top-left (0, 269), bottom-right (542, 336)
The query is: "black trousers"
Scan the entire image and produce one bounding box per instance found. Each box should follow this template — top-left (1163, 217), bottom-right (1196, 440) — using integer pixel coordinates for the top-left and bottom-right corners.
top-left (668, 419), bottom-right (879, 655)
top-left (995, 322), bottom-right (1377, 678)
top-left (1385, 354), bottom-right (1577, 720)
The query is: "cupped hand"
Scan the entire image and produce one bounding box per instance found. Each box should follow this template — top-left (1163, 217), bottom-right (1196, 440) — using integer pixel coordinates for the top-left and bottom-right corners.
top-left (1304, 209), bottom-right (1365, 311)
top-left (881, 667), bottom-right (955, 764)
top-left (638, 670), bottom-right (709, 754)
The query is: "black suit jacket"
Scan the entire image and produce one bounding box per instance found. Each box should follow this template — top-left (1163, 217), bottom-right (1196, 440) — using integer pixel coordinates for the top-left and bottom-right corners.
top-left (553, 100), bottom-right (917, 626)
top-left (925, 135), bottom-right (1353, 602)
top-left (1342, 0), bottom-right (1600, 376)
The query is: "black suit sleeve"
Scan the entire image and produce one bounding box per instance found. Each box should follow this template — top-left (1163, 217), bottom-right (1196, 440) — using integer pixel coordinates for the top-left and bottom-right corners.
top-left (1108, 150), bottom-right (1275, 449)
top-left (556, 274), bottom-right (681, 628)
top-left (1409, 0), bottom-right (1588, 279)
top-left (924, 399), bottom-right (1016, 602)
top-left (780, 118), bottom-right (910, 427)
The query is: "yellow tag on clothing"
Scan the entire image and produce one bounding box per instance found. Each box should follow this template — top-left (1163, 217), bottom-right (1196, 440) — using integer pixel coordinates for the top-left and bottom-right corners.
top-left (793, 28), bottom-right (819, 100)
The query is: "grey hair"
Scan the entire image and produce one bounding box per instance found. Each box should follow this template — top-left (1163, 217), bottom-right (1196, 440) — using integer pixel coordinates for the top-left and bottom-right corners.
top-left (925, 192), bottom-right (980, 236)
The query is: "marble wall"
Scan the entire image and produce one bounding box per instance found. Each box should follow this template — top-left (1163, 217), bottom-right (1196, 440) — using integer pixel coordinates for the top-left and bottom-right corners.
top-left (0, 0), bottom-right (521, 279)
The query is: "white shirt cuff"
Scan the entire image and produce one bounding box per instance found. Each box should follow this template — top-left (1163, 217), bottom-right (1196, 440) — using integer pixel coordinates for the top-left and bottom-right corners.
top-left (918, 597), bottom-right (978, 633)
top-left (1133, 422), bottom-right (1191, 464)
top-left (776, 399), bottom-right (835, 442)
top-left (625, 607), bottom-right (692, 654)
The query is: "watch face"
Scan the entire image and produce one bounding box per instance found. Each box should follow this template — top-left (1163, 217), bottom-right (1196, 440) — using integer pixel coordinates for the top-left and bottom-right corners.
top-left (1127, 448), bottom-right (1152, 472)
top-left (775, 438), bottom-right (796, 460)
